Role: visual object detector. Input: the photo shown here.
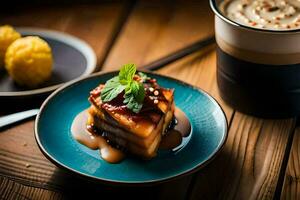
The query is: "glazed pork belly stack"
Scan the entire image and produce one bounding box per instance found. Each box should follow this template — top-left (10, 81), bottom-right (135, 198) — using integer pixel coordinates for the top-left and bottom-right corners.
top-left (88, 81), bottom-right (174, 159)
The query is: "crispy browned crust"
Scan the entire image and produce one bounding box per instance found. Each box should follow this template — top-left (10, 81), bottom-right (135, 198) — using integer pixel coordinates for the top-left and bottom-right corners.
top-left (88, 103), bottom-right (174, 158)
top-left (87, 82), bottom-right (175, 158)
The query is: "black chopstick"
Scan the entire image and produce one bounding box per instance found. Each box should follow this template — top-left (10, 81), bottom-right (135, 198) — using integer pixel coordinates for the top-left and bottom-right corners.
top-left (141, 36), bottom-right (215, 71)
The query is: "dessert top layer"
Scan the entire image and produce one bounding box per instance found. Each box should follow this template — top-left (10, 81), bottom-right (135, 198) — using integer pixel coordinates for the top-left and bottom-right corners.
top-left (89, 71), bottom-right (174, 138)
top-left (89, 74), bottom-right (174, 122)
top-left (88, 64), bottom-right (175, 138)
top-left (219, 0), bottom-right (300, 30)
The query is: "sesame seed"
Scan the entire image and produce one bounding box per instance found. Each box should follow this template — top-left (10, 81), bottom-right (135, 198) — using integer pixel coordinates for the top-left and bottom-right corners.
top-left (235, 12), bottom-right (241, 17)
top-left (154, 90), bottom-right (159, 96)
top-left (25, 163), bottom-right (31, 168)
top-left (149, 87), bottom-right (154, 92)
top-left (280, 1), bottom-right (286, 6)
top-left (154, 99), bottom-right (159, 104)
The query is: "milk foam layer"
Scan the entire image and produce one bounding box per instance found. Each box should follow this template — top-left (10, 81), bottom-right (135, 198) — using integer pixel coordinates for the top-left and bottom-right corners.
top-left (220, 0), bottom-right (300, 30)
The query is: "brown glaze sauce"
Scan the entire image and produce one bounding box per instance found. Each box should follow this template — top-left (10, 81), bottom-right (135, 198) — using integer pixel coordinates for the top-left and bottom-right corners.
top-left (71, 107), bottom-right (191, 163)
top-left (159, 108), bottom-right (191, 150)
top-left (71, 111), bottom-right (125, 163)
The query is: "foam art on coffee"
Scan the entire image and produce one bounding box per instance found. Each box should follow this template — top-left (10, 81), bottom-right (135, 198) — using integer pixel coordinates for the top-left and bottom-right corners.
top-left (220, 0), bottom-right (300, 30)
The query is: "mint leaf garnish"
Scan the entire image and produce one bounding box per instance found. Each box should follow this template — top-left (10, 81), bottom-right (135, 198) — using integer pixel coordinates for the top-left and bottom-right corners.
top-left (100, 64), bottom-right (145, 113)
top-left (100, 77), bottom-right (126, 102)
top-left (123, 92), bottom-right (143, 113)
top-left (119, 63), bottom-right (136, 85)
top-left (131, 81), bottom-right (145, 103)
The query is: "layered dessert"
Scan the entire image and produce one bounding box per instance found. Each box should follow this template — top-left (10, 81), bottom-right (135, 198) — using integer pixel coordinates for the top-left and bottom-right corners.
top-left (87, 65), bottom-right (175, 159)
top-left (220, 0), bottom-right (300, 30)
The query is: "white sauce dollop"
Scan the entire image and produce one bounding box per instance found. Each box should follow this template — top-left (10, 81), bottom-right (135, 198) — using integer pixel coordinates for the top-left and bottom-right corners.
top-left (219, 0), bottom-right (300, 30)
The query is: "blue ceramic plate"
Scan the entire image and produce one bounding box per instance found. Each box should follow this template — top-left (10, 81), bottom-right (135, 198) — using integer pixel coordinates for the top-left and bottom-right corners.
top-left (0, 27), bottom-right (97, 97)
top-left (35, 71), bottom-right (228, 184)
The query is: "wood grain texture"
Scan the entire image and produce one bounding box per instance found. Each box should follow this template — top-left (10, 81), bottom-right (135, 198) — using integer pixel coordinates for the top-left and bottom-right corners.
top-left (157, 49), bottom-right (233, 120)
top-left (189, 113), bottom-right (295, 200)
top-left (0, 0), bottom-right (296, 199)
top-left (0, 121), bottom-right (75, 191)
top-left (102, 1), bottom-right (231, 199)
top-left (0, 3), bottom-right (126, 66)
top-left (0, 176), bottom-right (63, 200)
top-left (0, 1), bottom-right (218, 199)
top-left (281, 127), bottom-right (300, 200)
top-left (0, 74), bottom-right (218, 197)
top-left (155, 50), bottom-right (235, 200)
top-left (0, 0), bottom-right (132, 196)
top-left (103, 0), bottom-right (214, 70)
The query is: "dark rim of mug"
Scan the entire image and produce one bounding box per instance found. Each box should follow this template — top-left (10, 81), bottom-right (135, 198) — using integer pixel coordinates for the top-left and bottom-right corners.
top-left (210, 0), bottom-right (300, 34)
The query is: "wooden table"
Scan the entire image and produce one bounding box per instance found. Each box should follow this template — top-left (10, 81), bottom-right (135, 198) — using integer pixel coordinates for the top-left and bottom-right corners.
top-left (0, 1), bottom-right (299, 199)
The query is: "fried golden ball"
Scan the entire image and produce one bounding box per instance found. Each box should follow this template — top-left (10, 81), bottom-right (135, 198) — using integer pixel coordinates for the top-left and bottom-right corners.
top-left (0, 25), bottom-right (21, 69)
top-left (5, 36), bottom-right (53, 88)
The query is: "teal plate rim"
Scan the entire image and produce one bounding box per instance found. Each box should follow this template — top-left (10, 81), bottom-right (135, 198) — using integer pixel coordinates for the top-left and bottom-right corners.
top-left (34, 70), bottom-right (228, 185)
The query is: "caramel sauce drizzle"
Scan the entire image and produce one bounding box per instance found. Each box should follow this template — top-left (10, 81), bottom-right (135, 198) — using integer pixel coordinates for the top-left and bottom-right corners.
top-left (71, 107), bottom-right (191, 164)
